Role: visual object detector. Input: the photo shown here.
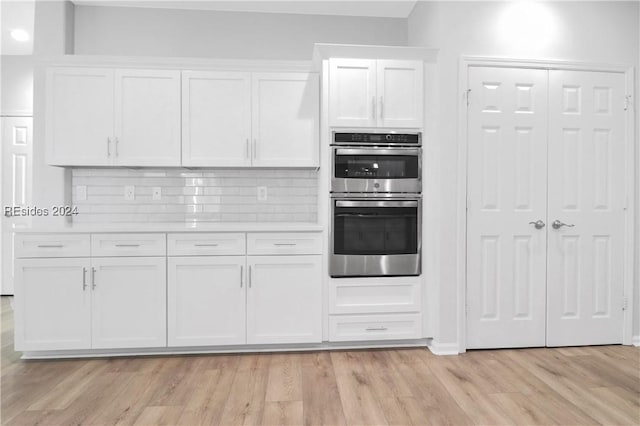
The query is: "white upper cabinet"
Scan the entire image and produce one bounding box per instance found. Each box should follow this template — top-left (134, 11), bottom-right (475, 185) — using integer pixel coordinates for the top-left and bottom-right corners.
top-left (377, 60), bottom-right (424, 128)
top-left (182, 71), bottom-right (252, 167)
top-left (252, 73), bottom-right (319, 167)
top-left (114, 69), bottom-right (181, 166)
top-left (46, 68), bottom-right (115, 166)
top-left (46, 67), bottom-right (180, 167)
top-left (329, 59), bottom-right (377, 128)
top-left (329, 58), bottom-right (423, 129)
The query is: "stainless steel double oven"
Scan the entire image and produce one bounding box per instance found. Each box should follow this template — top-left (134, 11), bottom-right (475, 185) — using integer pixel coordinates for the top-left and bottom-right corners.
top-left (330, 131), bottom-right (422, 277)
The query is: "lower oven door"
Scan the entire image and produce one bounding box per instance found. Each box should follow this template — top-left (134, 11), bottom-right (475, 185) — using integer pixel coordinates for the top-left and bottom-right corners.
top-left (331, 198), bottom-right (421, 277)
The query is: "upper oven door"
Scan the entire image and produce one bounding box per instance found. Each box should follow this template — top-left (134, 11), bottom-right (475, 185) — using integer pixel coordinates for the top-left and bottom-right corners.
top-left (331, 147), bottom-right (422, 194)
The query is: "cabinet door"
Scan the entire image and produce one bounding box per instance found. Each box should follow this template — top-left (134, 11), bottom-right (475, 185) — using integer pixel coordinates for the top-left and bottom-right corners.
top-left (114, 69), bottom-right (181, 166)
top-left (168, 256), bottom-right (246, 347)
top-left (91, 257), bottom-right (166, 349)
top-left (377, 60), bottom-right (423, 128)
top-left (252, 73), bottom-right (319, 167)
top-left (14, 258), bottom-right (91, 351)
top-left (329, 59), bottom-right (377, 128)
top-left (182, 71), bottom-right (252, 167)
top-left (246, 255), bottom-right (321, 344)
top-left (46, 67), bottom-right (114, 166)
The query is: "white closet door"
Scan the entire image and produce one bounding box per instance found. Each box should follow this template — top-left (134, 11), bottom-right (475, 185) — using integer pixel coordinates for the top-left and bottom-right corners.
top-left (546, 70), bottom-right (626, 346)
top-left (466, 67), bottom-right (548, 349)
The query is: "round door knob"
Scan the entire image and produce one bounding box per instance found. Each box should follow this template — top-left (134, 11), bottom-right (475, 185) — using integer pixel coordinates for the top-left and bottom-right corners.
top-left (529, 220), bottom-right (545, 229)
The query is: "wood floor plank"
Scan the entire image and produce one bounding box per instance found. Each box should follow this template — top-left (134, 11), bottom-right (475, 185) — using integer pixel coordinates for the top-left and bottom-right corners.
top-left (1, 297), bottom-right (639, 426)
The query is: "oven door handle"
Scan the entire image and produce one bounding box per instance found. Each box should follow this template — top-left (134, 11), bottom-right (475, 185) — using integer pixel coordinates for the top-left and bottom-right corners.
top-left (335, 213), bottom-right (413, 219)
top-left (335, 200), bottom-right (419, 208)
top-left (335, 148), bottom-right (421, 156)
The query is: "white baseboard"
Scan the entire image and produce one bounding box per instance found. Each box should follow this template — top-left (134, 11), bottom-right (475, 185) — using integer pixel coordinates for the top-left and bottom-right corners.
top-left (428, 341), bottom-right (460, 356)
top-left (632, 335), bottom-right (640, 347)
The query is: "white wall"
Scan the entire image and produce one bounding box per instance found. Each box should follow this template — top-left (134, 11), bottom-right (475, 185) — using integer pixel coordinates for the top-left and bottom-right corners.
top-left (408, 1), bottom-right (640, 347)
top-left (74, 5), bottom-right (407, 59)
top-left (0, 55), bottom-right (33, 115)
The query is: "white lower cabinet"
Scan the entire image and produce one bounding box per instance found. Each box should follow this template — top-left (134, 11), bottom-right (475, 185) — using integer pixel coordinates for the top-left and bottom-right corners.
top-left (91, 257), bottom-right (167, 349)
top-left (247, 255), bottom-right (322, 344)
top-left (14, 258), bottom-right (92, 351)
top-left (168, 256), bottom-right (246, 347)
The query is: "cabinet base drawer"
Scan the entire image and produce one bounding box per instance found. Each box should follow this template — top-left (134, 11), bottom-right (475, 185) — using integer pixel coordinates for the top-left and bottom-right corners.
top-left (92, 233), bottom-right (166, 256)
top-left (14, 234), bottom-right (91, 258)
top-left (168, 233), bottom-right (245, 256)
top-left (329, 277), bottom-right (421, 314)
top-left (247, 232), bottom-right (322, 255)
top-left (329, 313), bottom-right (422, 342)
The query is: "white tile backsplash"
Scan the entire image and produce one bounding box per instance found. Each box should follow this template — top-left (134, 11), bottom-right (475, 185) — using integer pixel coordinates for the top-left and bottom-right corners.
top-left (71, 169), bottom-right (318, 223)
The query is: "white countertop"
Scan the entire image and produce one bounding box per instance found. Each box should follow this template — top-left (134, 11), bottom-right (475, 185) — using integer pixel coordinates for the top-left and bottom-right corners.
top-left (12, 222), bottom-right (325, 234)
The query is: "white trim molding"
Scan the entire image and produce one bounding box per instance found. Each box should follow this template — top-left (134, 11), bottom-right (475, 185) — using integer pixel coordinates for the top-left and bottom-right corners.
top-left (457, 56), bottom-right (636, 351)
top-left (428, 340), bottom-right (460, 356)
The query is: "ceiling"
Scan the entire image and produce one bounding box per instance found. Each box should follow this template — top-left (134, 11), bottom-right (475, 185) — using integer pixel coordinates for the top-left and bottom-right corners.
top-left (1, 0), bottom-right (35, 55)
top-left (71, 0), bottom-right (419, 18)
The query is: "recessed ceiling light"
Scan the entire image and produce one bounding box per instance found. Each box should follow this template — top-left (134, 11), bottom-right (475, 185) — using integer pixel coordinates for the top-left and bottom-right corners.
top-left (10, 29), bottom-right (30, 42)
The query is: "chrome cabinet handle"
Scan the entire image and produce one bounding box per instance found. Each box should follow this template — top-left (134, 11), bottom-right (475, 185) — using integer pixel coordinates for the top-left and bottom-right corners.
top-left (380, 96), bottom-right (384, 119)
top-left (248, 265), bottom-right (252, 288)
top-left (246, 138), bottom-right (249, 159)
top-left (552, 220), bottom-right (575, 230)
top-left (37, 244), bottom-right (64, 248)
top-left (115, 244), bottom-right (140, 247)
top-left (240, 265), bottom-right (243, 288)
top-left (366, 326), bottom-right (388, 331)
top-left (91, 267), bottom-right (96, 289)
top-left (115, 137), bottom-right (119, 157)
top-left (194, 243), bottom-right (218, 247)
top-left (107, 137), bottom-right (111, 157)
top-left (371, 96), bottom-right (376, 120)
top-left (528, 220), bottom-right (545, 230)
top-left (82, 267), bottom-right (87, 291)
top-left (274, 243), bottom-right (297, 246)
top-left (253, 139), bottom-right (257, 159)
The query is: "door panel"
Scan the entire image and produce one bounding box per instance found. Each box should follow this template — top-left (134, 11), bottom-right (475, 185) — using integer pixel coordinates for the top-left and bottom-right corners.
top-left (378, 60), bottom-right (423, 128)
top-left (1, 117), bottom-right (32, 295)
top-left (329, 59), bottom-right (377, 127)
top-left (46, 68), bottom-right (114, 166)
top-left (251, 73), bottom-right (319, 167)
top-left (182, 71), bottom-right (251, 167)
top-left (546, 70), bottom-right (626, 346)
top-left (91, 257), bottom-right (166, 349)
top-left (115, 69), bottom-right (181, 166)
top-left (466, 66), bottom-right (548, 349)
top-left (168, 256), bottom-right (246, 346)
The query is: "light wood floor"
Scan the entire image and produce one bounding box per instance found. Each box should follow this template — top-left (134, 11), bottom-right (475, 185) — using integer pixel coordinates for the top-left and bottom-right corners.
top-left (1, 296), bottom-right (639, 425)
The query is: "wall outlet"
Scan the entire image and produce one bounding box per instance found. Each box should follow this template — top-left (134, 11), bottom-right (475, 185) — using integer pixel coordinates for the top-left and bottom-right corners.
top-left (152, 187), bottom-right (162, 200)
top-left (257, 186), bottom-right (268, 201)
top-left (76, 185), bottom-right (87, 201)
top-left (124, 185), bottom-right (135, 200)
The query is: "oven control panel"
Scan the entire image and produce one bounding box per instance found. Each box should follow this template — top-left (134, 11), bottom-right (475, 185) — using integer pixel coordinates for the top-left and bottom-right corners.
top-left (333, 132), bottom-right (421, 145)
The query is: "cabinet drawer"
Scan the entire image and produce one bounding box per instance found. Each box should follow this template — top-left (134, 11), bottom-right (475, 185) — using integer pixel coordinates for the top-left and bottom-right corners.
top-left (329, 313), bottom-right (422, 342)
top-left (14, 234), bottom-right (90, 258)
top-left (247, 232), bottom-right (322, 255)
top-left (167, 233), bottom-right (245, 256)
top-left (329, 277), bottom-right (421, 314)
top-left (91, 233), bottom-right (166, 257)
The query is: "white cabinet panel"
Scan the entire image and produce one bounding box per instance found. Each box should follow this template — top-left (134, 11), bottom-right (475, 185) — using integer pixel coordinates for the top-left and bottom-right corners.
top-left (167, 233), bottom-right (245, 256)
top-left (46, 68), bottom-right (114, 166)
top-left (168, 256), bottom-right (245, 347)
top-left (247, 232), bottom-right (322, 255)
top-left (91, 257), bottom-right (166, 349)
top-left (329, 277), bottom-right (421, 314)
top-left (329, 313), bottom-right (422, 342)
top-left (114, 69), bottom-right (181, 166)
top-left (329, 59), bottom-right (377, 128)
top-left (14, 233), bottom-right (91, 258)
top-left (247, 255), bottom-right (321, 344)
top-left (14, 258), bottom-right (91, 351)
top-left (377, 60), bottom-right (423, 128)
top-left (91, 233), bottom-right (166, 257)
top-left (182, 71), bottom-right (252, 167)
top-left (252, 73), bottom-right (319, 167)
